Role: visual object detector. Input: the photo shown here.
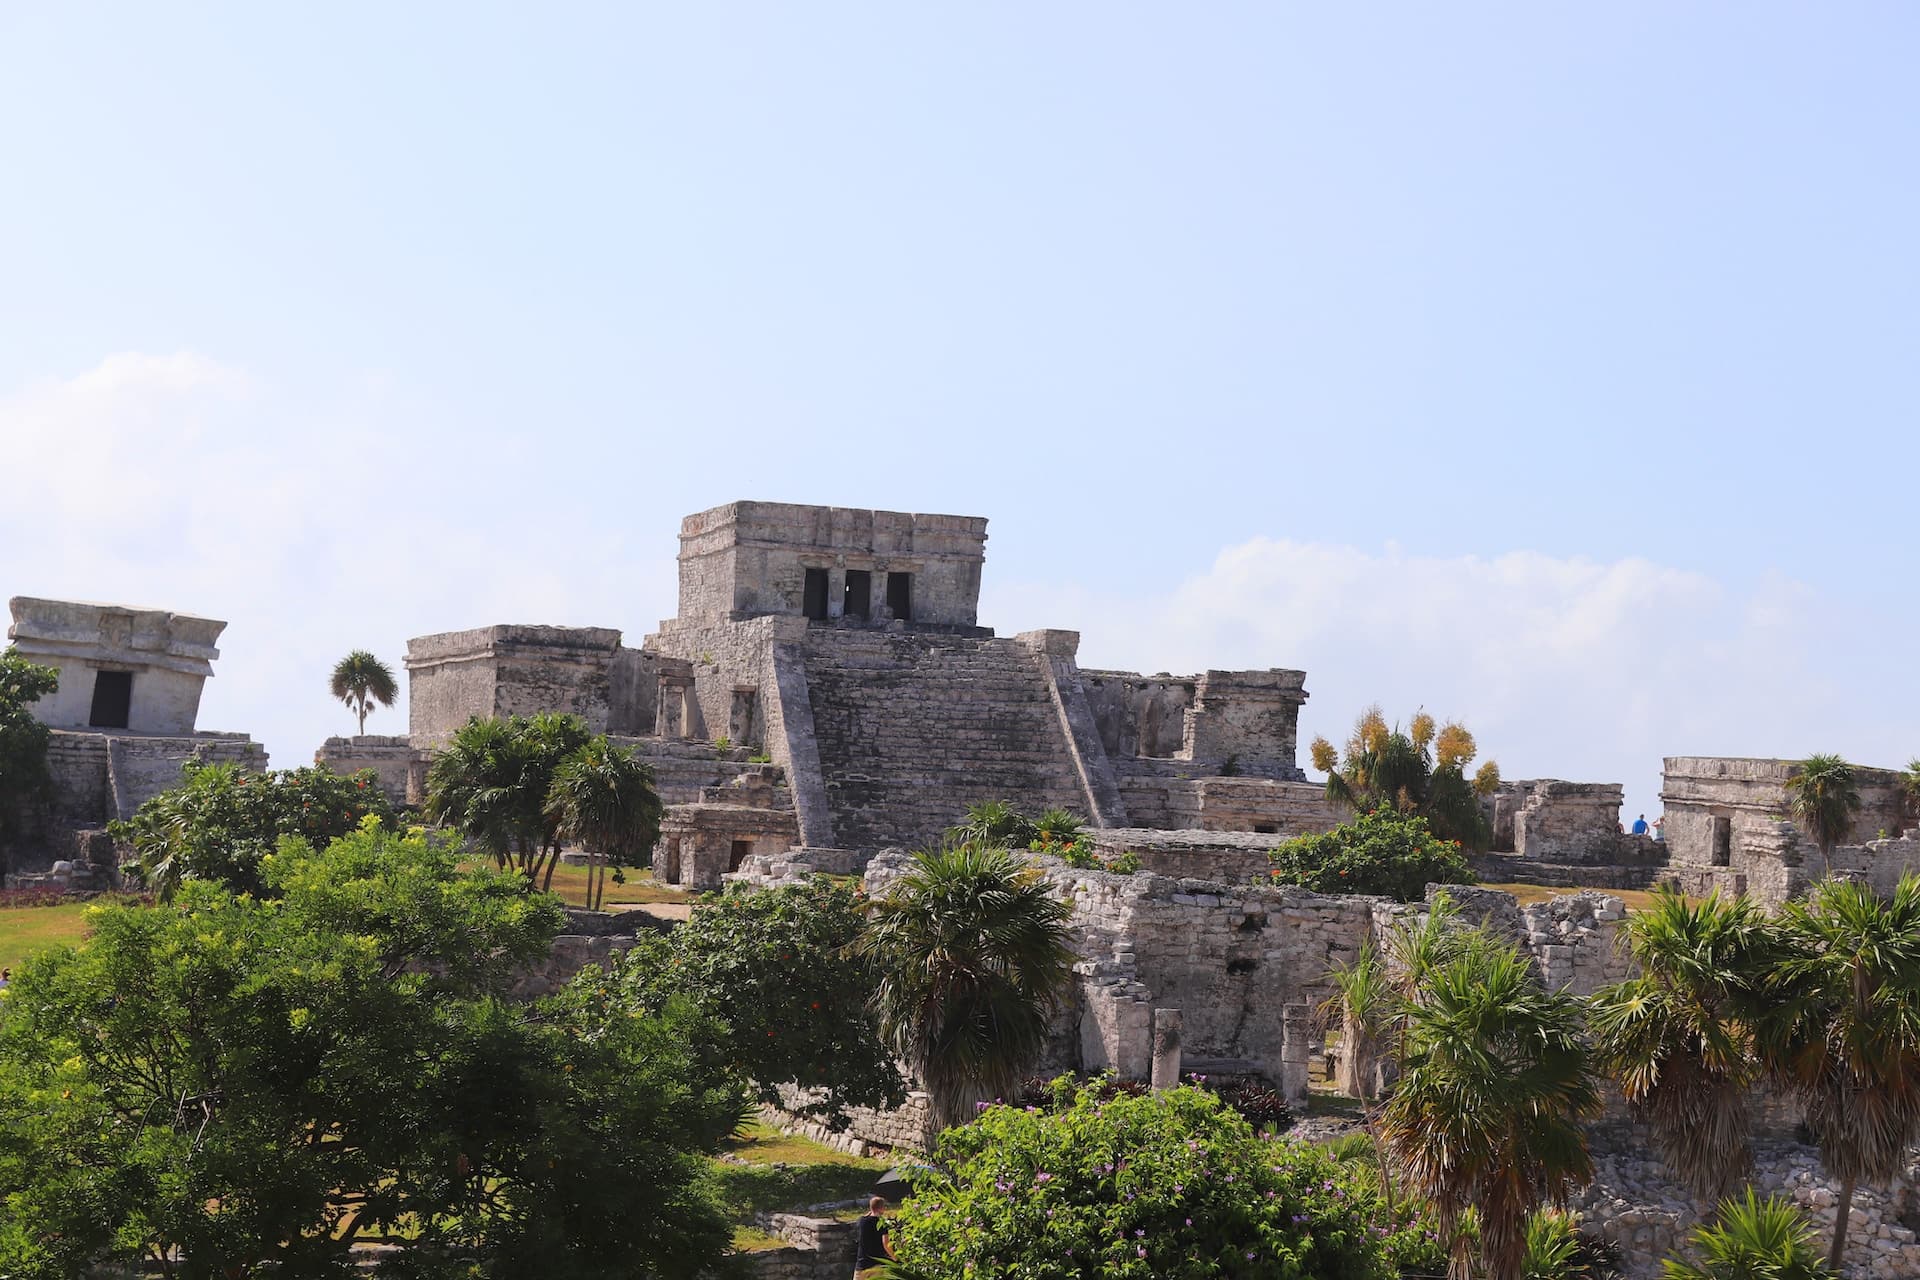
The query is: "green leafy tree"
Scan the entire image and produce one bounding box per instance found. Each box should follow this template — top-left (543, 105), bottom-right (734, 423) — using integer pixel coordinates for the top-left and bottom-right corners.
top-left (112, 761), bottom-right (395, 899)
top-left (1269, 807), bottom-right (1474, 900)
top-left (1753, 874), bottom-right (1920, 1271)
top-left (615, 878), bottom-right (906, 1129)
top-left (544, 737), bottom-right (662, 910)
top-left (1782, 753), bottom-right (1863, 876)
top-left (888, 1081), bottom-right (1439, 1280)
top-left (949, 799), bottom-right (1040, 848)
top-left (1309, 705), bottom-right (1501, 850)
top-left (0, 824), bottom-right (738, 1278)
top-left (855, 842), bottom-right (1076, 1130)
top-left (1379, 928), bottom-right (1599, 1280)
top-left (0, 648), bottom-right (58, 870)
top-left (1661, 1190), bottom-right (1834, 1280)
top-left (425, 713), bottom-right (592, 890)
top-left (328, 649), bottom-right (399, 736)
top-left (1589, 888), bottom-right (1772, 1199)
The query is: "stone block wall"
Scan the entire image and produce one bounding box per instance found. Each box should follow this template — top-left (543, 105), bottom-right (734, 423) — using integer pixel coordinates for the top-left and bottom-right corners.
top-left (405, 625), bottom-right (624, 745)
top-left (1080, 670), bottom-right (1197, 760)
top-left (1181, 669), bottom-right (1310, 780)
top-left (1509, 780), bottom-right (1628, 862)
top-left (314, 735), bottom-right (425, 807)
top-left (675, 501), bottom-right (989, 628)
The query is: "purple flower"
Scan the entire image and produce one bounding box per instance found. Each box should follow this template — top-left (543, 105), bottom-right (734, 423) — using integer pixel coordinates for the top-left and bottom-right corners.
top-left (1034, 1172), bottom-right (1053, 1183)
top-left (1135, 1229), bottom-right (1145, 1238)
top-left (1137, 1247), bottom-right (1147, 1258)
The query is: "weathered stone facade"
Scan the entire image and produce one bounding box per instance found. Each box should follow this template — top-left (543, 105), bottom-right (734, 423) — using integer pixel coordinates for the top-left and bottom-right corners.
top-left (313, 735), bottom-right (426, 807)
top-left (381, 501), bottom-right (1324, 860)
top-left (1660, 756), bottom-right (1918, 906)
top-left (4, 597), bottom-right (264, 883)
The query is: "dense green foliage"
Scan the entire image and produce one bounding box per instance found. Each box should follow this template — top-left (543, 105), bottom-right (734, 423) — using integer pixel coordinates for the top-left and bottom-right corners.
top-left (0, 649), bottom-right (58, 861)
top-left (856, 842), bottom-right (1077, 1129)
top-left (1589, 888), bottom-right (1771, 1199)
top-left (328, 649), bottom-right (399, 736)
top-left (0, 824), bottom-right (740, 1278)
top-left (1380, 926), bottom-right (1599, 1280)
top-left (1268, 807), bottom-right (1473, 900)
top-left (1660, 1190), bottom-right (1833, 1280)
top-left (112, 761), bottom-right (396, 898)
top-left (1754, 873), bottom-right (1920, 1270)
top-left (427, 715), bottom-right (661, 896)
top-left (616, 877), bottom-right (906, 1129)
top-left (1310, 705), bottom-right (1500, 850)
top-left (889, 1081), bottom-right (1441, 1280)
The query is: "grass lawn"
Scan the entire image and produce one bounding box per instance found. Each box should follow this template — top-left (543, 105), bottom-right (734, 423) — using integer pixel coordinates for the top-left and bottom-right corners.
top-left (715, 1120), bottom-right (890, 1252)
top-left (456, 860), bottom-right (693, 910)
top-left (1479, 881), bottom-right (1668, 912)
top-left (0, 902), bottom-right (95, 971)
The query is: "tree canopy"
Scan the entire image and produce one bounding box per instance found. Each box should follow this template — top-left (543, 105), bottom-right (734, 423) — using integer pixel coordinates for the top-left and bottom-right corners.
top-left (1309, 706), bottom-right (1501, 850)
top-left (328, 650), bottom-right (399, 736)
top-left (0, 823), bottom-right (741, 1279)
top-left (0, 648), bottom-right (58, 865)
top-left (112, 761), bottom-right (396, 899)
top-left (1268, 807), bottom-right (1474, 901)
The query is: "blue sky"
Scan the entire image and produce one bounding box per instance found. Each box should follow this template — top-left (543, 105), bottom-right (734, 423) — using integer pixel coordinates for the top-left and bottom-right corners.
top-left (3, 5), bottom-right (1916, 821)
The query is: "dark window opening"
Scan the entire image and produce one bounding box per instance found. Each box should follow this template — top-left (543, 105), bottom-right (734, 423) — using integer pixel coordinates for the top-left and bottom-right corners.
top-left (802, 568), bottom-right (829, 620)
top-left (1710, 816), bottom-right (1732, 867)
top-left (886, 571), bottom-right (913, 621)
top-left (729, 839), bottom-right (754, 872)
top-left (843, 569), bottom-right (871, 620)
top-left (1236, 914), bottom-right (1267, 933)
top-left (89, 670), bottom-right (133, 729)
top-left (1226, 958), bottom-right (1260, 977)
top-left (1253, 823), bottom-right (1278, 835)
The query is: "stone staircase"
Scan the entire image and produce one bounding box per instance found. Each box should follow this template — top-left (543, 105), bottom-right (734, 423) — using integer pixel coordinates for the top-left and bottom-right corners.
top-left (800, 629), bottom-right (1089, 851)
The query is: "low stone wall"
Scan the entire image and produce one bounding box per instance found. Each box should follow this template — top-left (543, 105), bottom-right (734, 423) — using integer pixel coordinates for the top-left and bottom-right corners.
top-left (1082, 827), bottom-right (1277, 883)
top-left (738, 1215), bottom-right (858, 1280)
top-left (314, 735), bottom-right (424, 807)
top-left (1575, 1137), bottom-right (1920, 1279)
top-left (769, 1087), bottom-right (934, 1157)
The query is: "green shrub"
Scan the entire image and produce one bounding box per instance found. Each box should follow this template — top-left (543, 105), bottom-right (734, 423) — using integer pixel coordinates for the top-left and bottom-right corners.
top-left (113, 762), bottom-right (396, 898)
top-left (891, 1080), bottom-right (1435, 1279)
top-left (1267, 808), bottom-right (1473, 901)
top-left (1661, 1190), bottom-right (1832, 1279)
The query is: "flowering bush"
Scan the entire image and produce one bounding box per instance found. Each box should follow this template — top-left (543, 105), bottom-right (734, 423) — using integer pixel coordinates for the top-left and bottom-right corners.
top-left (1266, 808), bottom-right (1473, 902)
top-left (891, 1080), bottom-right (1434, 1279)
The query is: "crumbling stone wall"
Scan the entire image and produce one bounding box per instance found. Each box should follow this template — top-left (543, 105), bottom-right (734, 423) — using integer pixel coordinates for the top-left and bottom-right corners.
top-left (1658, 759), bottom-right (1912, 909)
top-left (314, 735), bottom-right (425, 807)
top-left (1113, 768), bottom-right (1343, 835)
top-left (1081, 670), bottom-right (1196, 760)
top-left (405, 625), bottom-right (625, 745)
top-left (1509, 780), bottom-right (1627, 862)
top-left (675, 501), bottom-right (989, 628)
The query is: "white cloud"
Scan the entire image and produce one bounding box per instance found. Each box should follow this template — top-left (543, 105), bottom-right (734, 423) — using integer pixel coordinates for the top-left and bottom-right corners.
top-left (1, 354), bottom-right (678, 767)
top-left (985, 538), bottom-right (1911, 823)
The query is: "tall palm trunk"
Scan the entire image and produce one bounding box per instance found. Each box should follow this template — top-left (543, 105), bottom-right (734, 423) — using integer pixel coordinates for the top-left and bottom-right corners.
top-left (1828, 1174), bottom-right (1855, 1271)
top-left (356, 700), bottom-right (368, 736)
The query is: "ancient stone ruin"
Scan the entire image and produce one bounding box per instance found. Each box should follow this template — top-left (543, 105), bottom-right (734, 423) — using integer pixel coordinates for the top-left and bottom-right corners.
top-left (4, 597), bottom-right (265, 887)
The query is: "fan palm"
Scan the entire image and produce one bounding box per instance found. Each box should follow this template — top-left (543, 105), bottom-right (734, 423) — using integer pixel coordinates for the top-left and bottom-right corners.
top-left (854, 841), bottom-right (1076, 1131)
top-left (1753, 873), bottom-right (1920, 1271)
top-left (1379, 929), bottom-right (1599, 1280)
top-left (425, 714), bottom-right (592, 886)
top-left (1782, 754), bottom-right (1862, 876)
top-left (1660, 1189), bottom-right (1833, 1280)
top-left (1588, 887), bottom-right (1772, 1199)
top-left (545, 739), bottom-right (662, 911)
top-left (329, 650), bottom-right (399, 736)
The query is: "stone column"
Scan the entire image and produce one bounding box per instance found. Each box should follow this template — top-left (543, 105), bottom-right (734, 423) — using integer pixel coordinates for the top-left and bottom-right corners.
top-left (1280, 1002), bottom-right (1312, 1102)
top-left (1150, 1008), bottom-right (1183, 1090)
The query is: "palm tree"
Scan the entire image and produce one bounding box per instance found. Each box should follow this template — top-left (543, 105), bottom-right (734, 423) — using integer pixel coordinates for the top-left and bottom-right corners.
top-left (1661, 1190), bottom-right (1834, 1280)
top-left (1321, 940), bottom-right (1399, 1205)
top-left (1782, 754), bottom-right (1863, 876)
top-left (545, 739), bottom-right (662, 911)
top-left (1312, 705), bottom-right (1500, 849)
top-left (425, 714), bottom-right (591, 886)
top-left (1589, 887), bottom-right (1772, 1200)
top-left (1379, 928), bottom-right (1599, 1280)
top-left (854, 841), bottom-right (1077, 1131)
top-left (1753, 874), bottom-right (1920, 1271)
top-left (329, 650), bottom-right (399, 736)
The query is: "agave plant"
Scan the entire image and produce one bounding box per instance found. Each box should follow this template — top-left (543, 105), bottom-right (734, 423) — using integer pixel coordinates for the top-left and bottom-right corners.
top-left (1661, 1190), bottom-right (1832, 1280)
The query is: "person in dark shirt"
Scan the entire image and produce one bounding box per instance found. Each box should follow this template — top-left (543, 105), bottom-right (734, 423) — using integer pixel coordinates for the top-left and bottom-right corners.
top-left (855, 1195), bottom-right (893, 1276)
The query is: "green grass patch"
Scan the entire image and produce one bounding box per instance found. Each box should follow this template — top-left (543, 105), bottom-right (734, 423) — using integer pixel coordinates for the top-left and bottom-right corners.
top-left (0, 901), bottom-right (95, 971)
top-left (712, 1120), bottom-right (888, 1226)
top-left (731, 1225), bottom-right (792, 1253)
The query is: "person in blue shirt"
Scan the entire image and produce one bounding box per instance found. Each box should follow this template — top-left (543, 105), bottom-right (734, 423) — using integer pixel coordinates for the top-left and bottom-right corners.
top-left (1630, 814), bottom-right (1649, 835)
